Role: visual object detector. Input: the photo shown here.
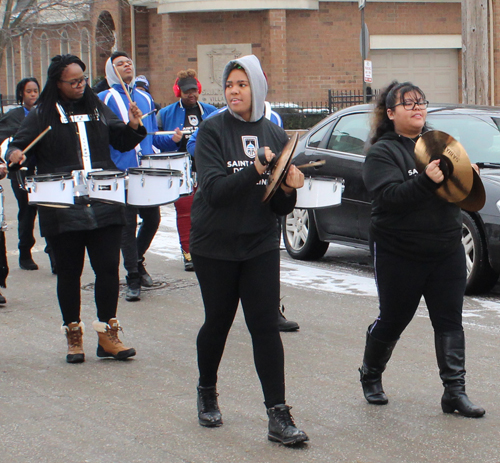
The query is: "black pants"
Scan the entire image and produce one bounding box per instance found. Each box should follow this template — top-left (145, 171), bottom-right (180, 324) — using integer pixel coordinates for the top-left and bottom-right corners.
top-left (192, 249), bottom-right (285, 408)
top-left (370, 243), bottom-right (466, 343)
top-left (10, 176), bottom-right (36, 254)
top-left (50, 225), bottom-right (122, 326)
top-left (121, 205), bottom-right (160, 275)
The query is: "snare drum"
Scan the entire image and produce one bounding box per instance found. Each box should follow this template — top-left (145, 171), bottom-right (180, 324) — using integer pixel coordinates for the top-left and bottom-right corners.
top-left (295, 177), bottom-right (344, 209)
top-left (87, 170), bottom-right (126, 204)
top-left (127, 167), bottom-right (182, 207)
top-left (140, 152), bottom-right (192, 196)
top-left (25, 172), bottom-right (75, 207)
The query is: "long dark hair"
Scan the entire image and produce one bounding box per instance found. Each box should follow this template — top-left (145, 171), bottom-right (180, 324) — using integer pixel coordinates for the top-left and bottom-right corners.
top-left (370, 80), bottom-right (427, 144)
top-left (37, 54), bottom-right (101, 129)
top-left (16, 77), bottom-right (40, 105)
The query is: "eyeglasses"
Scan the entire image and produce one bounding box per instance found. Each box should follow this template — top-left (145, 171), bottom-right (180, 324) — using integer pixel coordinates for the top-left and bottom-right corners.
top-left (114, 59), bottom-right (133, 67)
top-left (393, 100), bottom-right (429, 111)
top-left (59, 76), bottom-right (88, 89)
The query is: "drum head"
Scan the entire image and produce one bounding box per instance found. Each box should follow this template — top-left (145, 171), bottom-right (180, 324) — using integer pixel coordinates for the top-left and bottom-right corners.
top-left (141, 152), bottom-right (188, 160)
top-left (262, 133), bottom-right (299, 203)
top-left (27, 172), bottom-right (73, 182)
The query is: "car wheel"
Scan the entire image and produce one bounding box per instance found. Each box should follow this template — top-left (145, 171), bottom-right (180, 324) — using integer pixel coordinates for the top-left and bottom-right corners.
top-left (282, 208), bottom-right (329, 260)
top-left (462, 212), bottom-right (499, 294)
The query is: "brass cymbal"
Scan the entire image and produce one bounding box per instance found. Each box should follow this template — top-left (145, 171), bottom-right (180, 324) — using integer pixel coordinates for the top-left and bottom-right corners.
top-left (262, 132), bottom-right (298, 203)
top-left (455, 168), bottom-right (486, 212)
top-left (414, 130), bottom-right (473, 203)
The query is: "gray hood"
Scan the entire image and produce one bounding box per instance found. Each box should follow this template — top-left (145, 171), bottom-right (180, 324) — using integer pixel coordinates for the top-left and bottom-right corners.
top-left (222, 54), bottom-right (268, 123)
top-left (105, 57), bottom-right (136, 89)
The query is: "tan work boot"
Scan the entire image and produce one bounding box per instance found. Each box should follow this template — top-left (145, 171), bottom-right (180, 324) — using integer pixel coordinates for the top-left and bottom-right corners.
top-left (92, 318), bottom-right (136, 360)
top-left (61, 321), bottom-right (85, 364)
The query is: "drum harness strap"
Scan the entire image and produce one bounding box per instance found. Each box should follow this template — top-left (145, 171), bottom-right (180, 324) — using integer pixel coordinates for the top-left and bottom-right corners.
top-left (56, 103), bottom-right (96, 174)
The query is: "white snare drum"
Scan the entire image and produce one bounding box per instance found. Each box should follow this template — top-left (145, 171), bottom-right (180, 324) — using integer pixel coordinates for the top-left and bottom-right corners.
top-left (127, 167), bottom-right (182, 207)
top-left (0, 185), bottom-right (6, 231)
top-left (87, 170), bottom-right (126, 204)
top-left (140, 152), bottom-right (193, 196)
top-left (25, 172), bottom-right (75, 208)
top-left (295, 177), bottom-right (344, 209)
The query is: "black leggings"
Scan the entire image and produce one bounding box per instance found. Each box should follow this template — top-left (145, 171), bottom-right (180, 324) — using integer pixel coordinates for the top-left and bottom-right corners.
top-left (50, 225), bottom-right (122, 326)
top-left (370, 243), bottom-right (466, 343)
top-left (192, 250), bottom-right (285, 408)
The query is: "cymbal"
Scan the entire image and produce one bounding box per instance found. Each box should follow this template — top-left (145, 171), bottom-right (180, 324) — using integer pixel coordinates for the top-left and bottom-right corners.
top-left (262, 132), bottom-right (299, 203)
top-left (455, 168), bottom-right (486, 212)
top-left (414, 130), bottom-right (473, 203)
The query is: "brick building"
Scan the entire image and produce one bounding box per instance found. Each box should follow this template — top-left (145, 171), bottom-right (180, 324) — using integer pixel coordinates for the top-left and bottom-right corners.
top-left (0, 1), bottom-right (495, 107)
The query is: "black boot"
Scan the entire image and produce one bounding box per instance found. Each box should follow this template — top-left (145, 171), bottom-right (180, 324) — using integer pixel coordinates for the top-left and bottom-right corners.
top-left (435, 330), bottom-right (485, 418)
top-left (359, 328), bottom-right (398, 405)
top-left (197, 385), bottom-right (223, 427)
top-left (267, 404), bottom-right (309, 446)
top-left (19, 249), bottom-right (38, 271)
top-left (278, 304), bottom-right (299, 332)
top-left (125, 273), bottom-right (141, 302)
top-left (137, 258), bottom-right (153, 287)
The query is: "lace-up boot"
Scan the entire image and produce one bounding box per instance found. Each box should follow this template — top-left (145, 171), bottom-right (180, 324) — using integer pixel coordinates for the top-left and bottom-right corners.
top-left (278, 304), bottom-right (299, 332)
top-left (435, 330), bottom-right (485, 418)
top-left (61, 321), bottom-right (85, 363)
top-left (92, 318), bottom-right (136, 360)
top-left (137, 258), bottom-right (153, 287)
top-left (183, 251), bottom-right (194, 272)
top-left (267, 404), bottom-right (309, 446)
top-left (197, 385), bottom-right (223, 427)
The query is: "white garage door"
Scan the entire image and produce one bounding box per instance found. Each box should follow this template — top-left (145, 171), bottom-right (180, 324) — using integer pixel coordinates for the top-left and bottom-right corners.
top-left (370, 49), bottom-right (459, 104)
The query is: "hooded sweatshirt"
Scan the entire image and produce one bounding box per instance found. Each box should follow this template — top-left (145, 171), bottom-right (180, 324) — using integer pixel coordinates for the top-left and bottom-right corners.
top-left (190, 54), bottom-right (296, 261)
top-left (98, 58), bottom-right (177, 170)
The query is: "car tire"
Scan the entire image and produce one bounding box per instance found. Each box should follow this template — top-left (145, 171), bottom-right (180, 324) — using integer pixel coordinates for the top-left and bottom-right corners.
top-left (282, 208), bottom-right (329, 260)
top-left (462, 212), bottom-right (499, 295)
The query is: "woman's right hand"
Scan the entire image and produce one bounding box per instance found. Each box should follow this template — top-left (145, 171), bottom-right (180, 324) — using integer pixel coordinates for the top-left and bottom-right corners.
top-left (425, 159), bottom-right (444, 184)
top-left (7, 149), bottom-right (26, 167)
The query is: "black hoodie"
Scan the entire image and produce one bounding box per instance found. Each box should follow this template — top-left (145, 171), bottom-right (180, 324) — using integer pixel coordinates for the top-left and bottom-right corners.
top-left (363, 131), bottom-right (462, 261)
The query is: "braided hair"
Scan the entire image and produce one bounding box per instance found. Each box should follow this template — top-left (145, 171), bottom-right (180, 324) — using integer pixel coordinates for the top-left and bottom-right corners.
top-left (37, 54), bottom-right (101, 129)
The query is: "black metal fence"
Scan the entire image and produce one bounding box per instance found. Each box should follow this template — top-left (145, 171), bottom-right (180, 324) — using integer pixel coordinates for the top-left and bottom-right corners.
top-left (0, 94), bottom-right (17, 115)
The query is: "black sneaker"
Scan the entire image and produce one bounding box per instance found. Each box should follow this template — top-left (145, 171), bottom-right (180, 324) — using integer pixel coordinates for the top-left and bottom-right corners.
top-left (278, 305), bottom-right (299, 332)
top-left (267, 404), bottom-right (308, 446)
top-left (137, 259), bottom-right (153, 287)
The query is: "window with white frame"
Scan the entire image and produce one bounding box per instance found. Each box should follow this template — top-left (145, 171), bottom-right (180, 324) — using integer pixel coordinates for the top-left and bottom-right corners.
top-left (21, 35), bottom-right (33, 78)
top-left (61, 30), bottom-right (70, 55)
top-left (80, 28), bottom-right (92, 83)
top-left (40, 33), bottom-right (49, 86)
top-left (5, 44), bottom-right (15, 99)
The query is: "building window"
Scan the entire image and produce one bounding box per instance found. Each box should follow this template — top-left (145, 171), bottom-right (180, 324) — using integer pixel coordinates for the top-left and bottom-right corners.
top-left (21, 35), bottom-right (33, 78)
top-left (40, 33), bottom-right (49, 86)
top-left (5, 44), bottom-right (15, 99)
top-left (61, 30), bottom-right (70, 55)
top-left (80, 28), bottom-right (92, 83)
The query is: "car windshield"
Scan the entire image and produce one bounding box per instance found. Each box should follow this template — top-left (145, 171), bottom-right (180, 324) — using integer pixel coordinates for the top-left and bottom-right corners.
top-left (428, 114), bottom-right (500, 163)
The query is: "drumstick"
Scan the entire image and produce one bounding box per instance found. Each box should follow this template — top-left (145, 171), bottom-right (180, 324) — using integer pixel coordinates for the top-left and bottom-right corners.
top-left (141, 109), bottom-right (157, 120)
top-left (148, 130), bottom-right (193, 136)
top-left (294, 160), bottom-right (326, 169)
top-left (8, 125), bottom-right (52, 167)
top-left (112, 63), bottom-right (144, 127)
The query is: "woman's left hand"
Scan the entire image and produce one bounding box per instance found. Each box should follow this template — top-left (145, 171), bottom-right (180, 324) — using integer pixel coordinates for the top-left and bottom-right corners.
top-left (281, 164), bottom-right (304, 194)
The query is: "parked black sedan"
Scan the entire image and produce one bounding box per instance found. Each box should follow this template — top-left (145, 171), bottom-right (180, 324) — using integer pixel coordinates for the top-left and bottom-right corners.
top-left (284, 104), bottom-right (500, 294)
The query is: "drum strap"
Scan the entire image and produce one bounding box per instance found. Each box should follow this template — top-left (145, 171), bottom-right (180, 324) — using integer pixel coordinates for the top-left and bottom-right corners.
top-left (106, 88), bottom-right (141, 161)
top-left (56, 103), bottom-right (93, 173)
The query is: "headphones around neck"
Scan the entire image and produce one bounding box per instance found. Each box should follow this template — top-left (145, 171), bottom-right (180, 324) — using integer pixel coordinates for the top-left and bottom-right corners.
top-left (173, 77), bottom-right (202, 98)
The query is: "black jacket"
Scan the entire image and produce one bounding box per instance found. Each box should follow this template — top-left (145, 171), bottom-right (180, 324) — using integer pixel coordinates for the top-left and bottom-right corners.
top-left (362, 131), bottom-right (462, 261)
top-left (6, 98), bottom-right (146, 237)
top-left (190, 111), bottom-right (296, 261)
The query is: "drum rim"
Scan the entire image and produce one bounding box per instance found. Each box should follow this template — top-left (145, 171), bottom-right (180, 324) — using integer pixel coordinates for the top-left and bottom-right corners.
top-left (87, 170), bottom-right (126, 179)
top-left (26, 172), bottom-right (74, 181)
top-left (128, 167), bottom-right (183, 177)
top-left (141, 152), bottom-right (188, 160)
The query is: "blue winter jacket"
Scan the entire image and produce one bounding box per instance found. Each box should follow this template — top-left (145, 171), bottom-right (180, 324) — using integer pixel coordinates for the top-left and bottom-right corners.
top-left (98, 84), bottom-right (177, 170)
top-left (186, 105), bottom-right (283, 156)
top-left (157, 100), bottom-right (218, 152)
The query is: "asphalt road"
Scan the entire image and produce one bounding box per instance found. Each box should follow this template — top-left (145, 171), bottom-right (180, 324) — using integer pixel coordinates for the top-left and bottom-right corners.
top-left (0, 186), bottom-right (499, 463)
